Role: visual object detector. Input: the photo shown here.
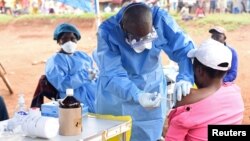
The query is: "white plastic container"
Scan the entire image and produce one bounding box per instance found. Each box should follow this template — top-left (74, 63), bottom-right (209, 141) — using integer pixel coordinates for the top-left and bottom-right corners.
top-left (22, 114), bottom-right (59, 139)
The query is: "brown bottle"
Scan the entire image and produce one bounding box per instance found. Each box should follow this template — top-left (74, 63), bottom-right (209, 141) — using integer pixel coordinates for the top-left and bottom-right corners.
top-left (59, 89), bottom-right (80, 108)
top-left (59, 88), bottom-right (82, 136)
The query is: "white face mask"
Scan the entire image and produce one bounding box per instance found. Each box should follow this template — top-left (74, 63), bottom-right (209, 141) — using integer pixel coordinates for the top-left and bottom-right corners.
top-left (133, 42), bottom-right (153, 53)
top-left (61, 41), bottom-right (77, 54)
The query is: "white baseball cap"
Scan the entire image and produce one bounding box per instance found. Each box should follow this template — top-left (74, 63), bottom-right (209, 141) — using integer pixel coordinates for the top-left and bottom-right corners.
top-left (209, 26), bottom-right (226, 34)
top-left (187, 39), bottom-right (232, 71)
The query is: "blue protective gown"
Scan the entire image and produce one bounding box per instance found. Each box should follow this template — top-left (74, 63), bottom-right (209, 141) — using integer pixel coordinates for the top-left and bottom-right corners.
top-left (94, 5), bottom-right (195, 141)
top-left (223, 45), bottom-right (238, 82)
top-left (45, 51), bottom-right (96, 112)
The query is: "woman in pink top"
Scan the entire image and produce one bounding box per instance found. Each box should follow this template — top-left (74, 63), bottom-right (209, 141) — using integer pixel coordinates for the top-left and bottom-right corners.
top-left (164, 39), bottom-right (244, 141)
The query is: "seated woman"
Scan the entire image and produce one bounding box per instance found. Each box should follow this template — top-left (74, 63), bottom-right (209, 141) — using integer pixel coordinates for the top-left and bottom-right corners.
top-left (45, 23), bottom-right (97, 113)
top-left (195, 5), bottom-right (205, 18)
top-left (164, 39), bottom-right (244, 141)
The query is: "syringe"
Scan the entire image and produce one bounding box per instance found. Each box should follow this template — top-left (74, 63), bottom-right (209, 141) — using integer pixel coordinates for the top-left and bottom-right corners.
top-left (160, 97), bottom-right (169, 101)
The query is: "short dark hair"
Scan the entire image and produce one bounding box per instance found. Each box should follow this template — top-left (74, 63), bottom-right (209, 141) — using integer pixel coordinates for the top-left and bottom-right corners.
top-left (121, 3), bottom-right (152, 30)
top-left (193, 58), bottom-right (227, 78)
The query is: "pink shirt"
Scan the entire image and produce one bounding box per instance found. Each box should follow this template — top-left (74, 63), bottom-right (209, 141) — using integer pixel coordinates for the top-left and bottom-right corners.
top-left (165, 84), bottom-right (244, 141)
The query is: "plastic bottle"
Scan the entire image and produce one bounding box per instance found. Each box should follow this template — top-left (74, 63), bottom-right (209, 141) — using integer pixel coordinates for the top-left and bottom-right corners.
top-left (59, 88), bottom-right (81, 108)
top-left (15, 94), bottom-right (28, 116)
top-left (6, 94), bottom-right (28, 133)
top-left (59, 88), bottom-right (82, 136)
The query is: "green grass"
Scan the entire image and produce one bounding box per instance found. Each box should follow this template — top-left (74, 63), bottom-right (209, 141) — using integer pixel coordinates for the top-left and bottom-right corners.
top-left (163, 13), bottom-right (250, 35)
top-left (0, 13), bottom-right (97, 24)
top-left (17, 13), bottom-right (96, 19)
top-left (194, 13), bottom-right (250, 31)
top-left (1, 13), bottom-right (250, 32)
top-left (100, 12), bottom-right (117, 20)
top-left (0, 12), bottom-right (115, 24)
top-left (0, 14), bottom-right (14, 24)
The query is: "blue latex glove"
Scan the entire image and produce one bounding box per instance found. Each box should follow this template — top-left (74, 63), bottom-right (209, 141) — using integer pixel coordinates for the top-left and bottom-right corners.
top-left (138, 92), bottom-right (161, 108)
top-left (173, 80), bottom-right (192, 101)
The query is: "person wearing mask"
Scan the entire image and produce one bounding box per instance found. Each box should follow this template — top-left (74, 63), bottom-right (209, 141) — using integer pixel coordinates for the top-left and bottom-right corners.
top-left (209, 26), bottom-right (238, 83)
top-left (45, 23), bottom-right (97, 112)
top-left (165, 39), bottom-right (244, 141)
top-left (93, 2), bottom-right (195, 140)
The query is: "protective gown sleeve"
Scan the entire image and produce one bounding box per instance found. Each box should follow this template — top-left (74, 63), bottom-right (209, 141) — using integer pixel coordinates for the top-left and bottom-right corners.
top-left (45, 55), bottom-right (91, 92)
top-left (223, 47), bottom-right (238, 82)
top-left (155, 8), bottom-right (194, 84)
top-left (95, 29), bottom-right (142, 102)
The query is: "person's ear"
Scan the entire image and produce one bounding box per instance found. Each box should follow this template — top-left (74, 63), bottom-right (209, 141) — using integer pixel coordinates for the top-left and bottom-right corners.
top-left (57, 39), bottom-right (62, 45)
top-left (120, 22), bottom-right (124, 30)
top-left (211, 34), bottom-right (215, 40)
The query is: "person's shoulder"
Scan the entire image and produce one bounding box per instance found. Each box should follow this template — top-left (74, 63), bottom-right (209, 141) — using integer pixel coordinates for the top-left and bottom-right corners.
top-left (226, 45), bottom-right (238, 55)
top-left (98, 16), bottom-right (120, 36)
top-left (75, 51), bottom-right (91, 57)
top-left (75, 51), bottom-right (93, 61)
top-left (152, 6), bottom-right (175, 27)
top-left (230, 46), bottom-right (238, 53)
top-left (99, 11), bottom-right (121, 30)
top-left (152, 5), bottom-right (168, 17)
top-left (226, 44), bottom-right (235, 50)
top-left (176, 88), bottom-right (211, 107)
top-left (222, 83), bottom-right (241, 93)
top-left (47, 53), bottom-right (60, 61)
top-left (45, 53), bottom-right (62, 68)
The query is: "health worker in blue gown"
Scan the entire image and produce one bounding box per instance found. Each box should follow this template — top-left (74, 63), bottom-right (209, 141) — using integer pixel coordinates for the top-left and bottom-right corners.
top-left (45, 23), bottom-right (97, 112)
top-left (93, 2), bottom-right (195, 141)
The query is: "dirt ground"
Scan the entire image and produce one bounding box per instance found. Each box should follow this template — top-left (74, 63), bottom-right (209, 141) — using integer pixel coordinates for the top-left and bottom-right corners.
top-left (0, 18), bottom-right (249, 124)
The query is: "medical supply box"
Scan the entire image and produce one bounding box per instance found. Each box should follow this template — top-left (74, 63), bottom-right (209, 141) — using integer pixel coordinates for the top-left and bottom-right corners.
top-left (41, 101), bottom-right (88, 117)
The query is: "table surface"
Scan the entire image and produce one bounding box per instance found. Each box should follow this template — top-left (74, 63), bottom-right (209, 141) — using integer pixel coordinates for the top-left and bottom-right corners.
top-left (0, 115), bottom-right (131, 141)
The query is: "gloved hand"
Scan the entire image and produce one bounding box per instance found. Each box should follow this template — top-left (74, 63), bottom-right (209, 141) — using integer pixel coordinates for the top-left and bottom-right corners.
top-left (87, 68), bottom-right (99, 81)
top-left (138, 92), bottom-right (161, 108)
top-left (173, 80), bottom-right (192, 101)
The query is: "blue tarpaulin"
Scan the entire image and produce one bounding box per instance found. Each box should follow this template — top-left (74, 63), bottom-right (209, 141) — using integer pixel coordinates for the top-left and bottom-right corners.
top-left (57, 0), bottom-right (94, 12)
